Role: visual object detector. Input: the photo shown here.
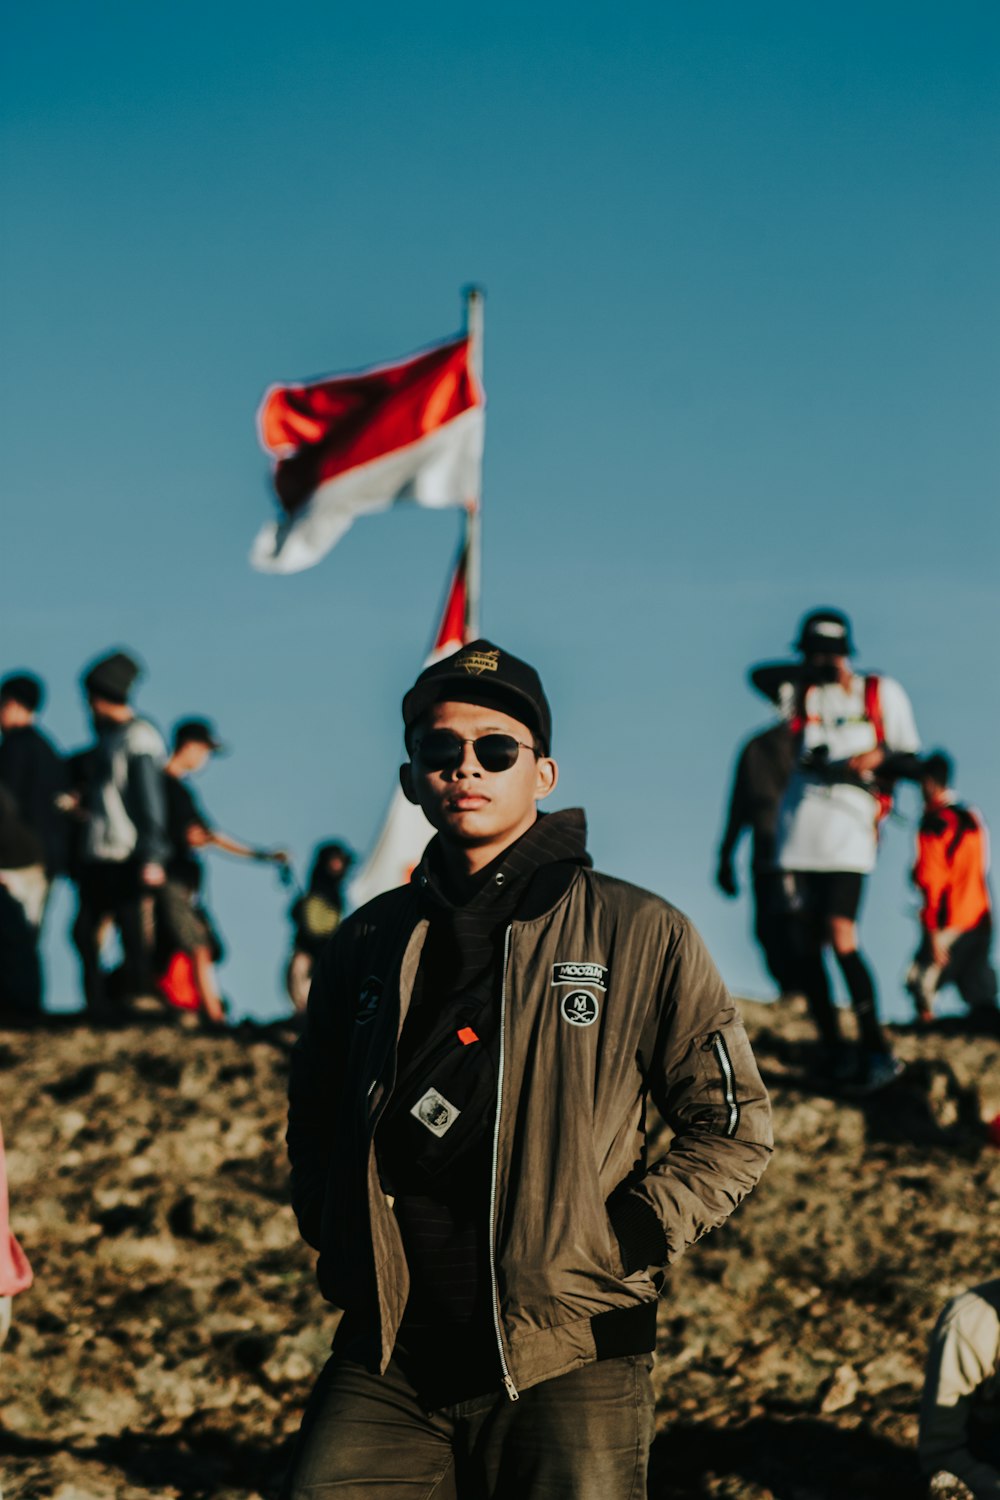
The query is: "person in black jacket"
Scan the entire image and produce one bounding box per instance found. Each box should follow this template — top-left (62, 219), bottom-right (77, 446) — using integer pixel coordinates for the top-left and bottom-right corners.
top-left (0, 674), bottom-right (69, 896)
top-left (159, 718), bottom-right (290, 1024)
top-left (0, 674), bottom-right (69, 1016)
top-left (716, 721), bottom-right (797, 991)
top-left (0, 784), bottom-right (46, 1019)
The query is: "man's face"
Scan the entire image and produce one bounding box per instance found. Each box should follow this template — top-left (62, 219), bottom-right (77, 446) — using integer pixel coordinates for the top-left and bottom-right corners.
top-left (177, 741), bottom-right (212, 775)
top-left (0, 698), bottom-right (30, 732)
top-left (88, 693), bottom-right (125, 725)
top-left (921, 774), bottom-right (946, 808)
top-left (805, 652), bottom-right (849, 685)
top-left (401, 699), bottom-right (557, 851)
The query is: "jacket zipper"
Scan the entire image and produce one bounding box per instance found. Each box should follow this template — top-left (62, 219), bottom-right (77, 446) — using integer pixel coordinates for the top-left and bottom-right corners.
top-left (708, 1031), bottom-right (740, 1137)
top-left (489, 926), bottom-right (519, 1401)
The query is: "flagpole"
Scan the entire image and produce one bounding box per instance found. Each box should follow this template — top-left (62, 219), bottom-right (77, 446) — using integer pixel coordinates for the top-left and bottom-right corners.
top-left (463, 284), bottom-right (485, 641)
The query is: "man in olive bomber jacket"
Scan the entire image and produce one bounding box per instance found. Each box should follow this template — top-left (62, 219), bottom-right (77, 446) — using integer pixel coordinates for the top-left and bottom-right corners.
top-left (285, 639), bottom-right (773, 1500)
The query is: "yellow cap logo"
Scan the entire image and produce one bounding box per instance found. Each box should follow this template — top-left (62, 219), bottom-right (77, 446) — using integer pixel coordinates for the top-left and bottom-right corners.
top-left (455, 648), bottom-right (500, 676)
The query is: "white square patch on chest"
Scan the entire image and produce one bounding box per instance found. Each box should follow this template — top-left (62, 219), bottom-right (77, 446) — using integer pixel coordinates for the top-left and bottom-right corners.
top-left (410, 1087), bottom-right (461, 1137)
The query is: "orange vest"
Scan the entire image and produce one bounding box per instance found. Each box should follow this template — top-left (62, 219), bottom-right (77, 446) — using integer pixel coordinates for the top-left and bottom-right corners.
top-left (914, 803), bottom-right (992, 933)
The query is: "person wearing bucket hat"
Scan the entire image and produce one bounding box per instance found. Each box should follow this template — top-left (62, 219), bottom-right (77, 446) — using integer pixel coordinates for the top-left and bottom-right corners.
top-left (794, 608), bottom-right (857, 659)
top-left (70, 649), bottom-right (169, 1019)
top-left (771, 608), bottom-right (922, 1091)
top-left (157, 718), bottom-right (290, 1025)
top-left (285, 640), bottom-right (772, 1499)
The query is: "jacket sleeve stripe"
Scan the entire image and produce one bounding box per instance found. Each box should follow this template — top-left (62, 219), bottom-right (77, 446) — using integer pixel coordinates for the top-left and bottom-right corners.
top-left (712, 1033), bottom-right (740, 1138)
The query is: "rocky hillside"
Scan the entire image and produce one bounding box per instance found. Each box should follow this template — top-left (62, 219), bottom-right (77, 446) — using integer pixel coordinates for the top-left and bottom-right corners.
top-left (1, 998), bottom-right (998, 1500)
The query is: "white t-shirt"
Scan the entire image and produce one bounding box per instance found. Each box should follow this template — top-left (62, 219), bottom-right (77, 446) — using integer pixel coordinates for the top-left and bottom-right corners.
top-left (776, 674), bottom-right (920, 875)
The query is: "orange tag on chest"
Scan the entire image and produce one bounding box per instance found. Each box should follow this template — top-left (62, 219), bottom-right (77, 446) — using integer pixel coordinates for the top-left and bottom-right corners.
top-left (457, 1026), bottom-right (479, 1046)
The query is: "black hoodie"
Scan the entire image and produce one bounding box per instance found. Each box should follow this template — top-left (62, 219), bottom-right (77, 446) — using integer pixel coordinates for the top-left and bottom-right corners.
top-left (369, 809), bottom-right (590, 1403)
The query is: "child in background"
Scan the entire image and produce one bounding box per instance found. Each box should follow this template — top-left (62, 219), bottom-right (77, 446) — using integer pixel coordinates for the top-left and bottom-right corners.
top-left (285, 842), bottom-right (353, 1013)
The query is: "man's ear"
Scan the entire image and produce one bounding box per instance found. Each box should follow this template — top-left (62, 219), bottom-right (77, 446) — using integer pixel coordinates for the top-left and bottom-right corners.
top-left (399, 763), bottom-right (419, 805)
top-left (535, 757), bottom-right (558, 802)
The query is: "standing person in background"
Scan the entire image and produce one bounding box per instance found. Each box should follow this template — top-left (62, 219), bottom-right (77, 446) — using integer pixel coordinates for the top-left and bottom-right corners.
top-left (71, 651), bottom-right (168, 1022)
top-left (0, 673), bottom-right (69, 910)
top-left (906, 752), bottom-right (997, 1027)
top-left (772, 609), bottom-right (922, 1089)
top-left (0, 784), bottom-right (46, 1020)
top-left (161, 718), bottom-right (290, 1024)
top-left (285, 639), bottom-right (772, 1500)
top-left (285, 841), bottom-right (354, 1013)
top-left (716, 721), bottom-right (797, 992)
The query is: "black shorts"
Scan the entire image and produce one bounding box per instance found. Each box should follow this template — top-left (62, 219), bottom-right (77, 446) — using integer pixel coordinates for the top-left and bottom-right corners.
top-left (783, 870), bottom-right (865, 923)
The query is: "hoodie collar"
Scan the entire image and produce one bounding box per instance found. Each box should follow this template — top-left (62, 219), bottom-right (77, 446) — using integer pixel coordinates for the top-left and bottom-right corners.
top-left (414, 807), bottom-right (590, 917)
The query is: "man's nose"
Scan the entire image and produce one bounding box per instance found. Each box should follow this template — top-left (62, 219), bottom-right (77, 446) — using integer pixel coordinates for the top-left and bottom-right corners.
top-left (453, 741), bottom-right (482, 777)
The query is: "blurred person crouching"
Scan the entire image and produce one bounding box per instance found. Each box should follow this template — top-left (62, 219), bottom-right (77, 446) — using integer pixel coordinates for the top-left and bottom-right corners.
top-left (906, 752), bottom-right (997, 1028)
top-left (71, 651), bottom-right (169, 1022)
top-left (920, 1279), bottom-right (1000, 1500)
top-left (285, 841), bottom-right (354, 1013)
top-left (160, 718), bottom-right (289, 1025)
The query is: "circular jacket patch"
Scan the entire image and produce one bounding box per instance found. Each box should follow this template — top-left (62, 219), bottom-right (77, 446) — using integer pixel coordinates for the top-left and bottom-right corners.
top-left (560, 989), bottom-right (600, 1027)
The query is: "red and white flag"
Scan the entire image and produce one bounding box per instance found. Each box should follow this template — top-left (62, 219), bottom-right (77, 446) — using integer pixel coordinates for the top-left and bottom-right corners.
top-left (348, 547), bottom-right (469, 909)
top-left (252, 333), bottom-right (484, 573)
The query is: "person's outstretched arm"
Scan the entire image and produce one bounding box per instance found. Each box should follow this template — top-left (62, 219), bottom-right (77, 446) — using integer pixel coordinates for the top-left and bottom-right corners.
top-left (191, 824), bottom-right (288, 865)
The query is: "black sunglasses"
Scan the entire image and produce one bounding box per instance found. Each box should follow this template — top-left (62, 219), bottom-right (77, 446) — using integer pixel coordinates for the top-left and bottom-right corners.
top-left (413, 730), bottom-right (537, 773)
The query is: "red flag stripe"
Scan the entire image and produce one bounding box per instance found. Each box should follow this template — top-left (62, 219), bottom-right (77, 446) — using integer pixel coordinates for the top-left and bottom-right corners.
top-left (259, 337), bottom-right (481, 516)
top-left (435, 546), bottom-right (469, 650)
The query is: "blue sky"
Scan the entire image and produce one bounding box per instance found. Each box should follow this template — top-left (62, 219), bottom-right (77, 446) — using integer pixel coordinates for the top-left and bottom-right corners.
top-left (2, 2), bottom-right (997, 1020)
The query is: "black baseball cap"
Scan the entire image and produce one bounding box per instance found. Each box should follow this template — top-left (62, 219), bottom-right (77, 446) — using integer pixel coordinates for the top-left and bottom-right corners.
top-left (173, 718), bottom-right (226, 754)
top-left (402, 639), bottom-right (552, 754)
top-left (0, 673), bottom-right (44, 712)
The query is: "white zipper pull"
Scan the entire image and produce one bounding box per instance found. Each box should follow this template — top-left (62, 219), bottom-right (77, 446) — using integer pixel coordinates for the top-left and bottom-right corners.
top-left (502, 1373), bottom-right (520, 1402)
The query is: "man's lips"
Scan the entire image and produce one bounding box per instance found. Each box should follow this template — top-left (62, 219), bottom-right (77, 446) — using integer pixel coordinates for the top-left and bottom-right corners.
top-left (445, 793), bottom-right (490, 811)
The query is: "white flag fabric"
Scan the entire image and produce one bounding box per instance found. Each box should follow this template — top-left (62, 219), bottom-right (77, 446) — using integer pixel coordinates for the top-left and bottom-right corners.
top-left (348, 548), bottom-right (469, 909)
top-left (252, 334), bottom-right (484, 574)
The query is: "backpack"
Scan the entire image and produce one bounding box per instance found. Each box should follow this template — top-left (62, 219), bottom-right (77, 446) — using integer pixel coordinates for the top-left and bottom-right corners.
top-left (792, 674), bottom-right (893, 828)
top-left (862, 674), bottom-right (895, 828)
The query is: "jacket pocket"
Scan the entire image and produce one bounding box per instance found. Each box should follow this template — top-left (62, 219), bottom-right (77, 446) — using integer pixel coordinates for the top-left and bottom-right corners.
top-left (603, 1208), bottom-right (627, 1279)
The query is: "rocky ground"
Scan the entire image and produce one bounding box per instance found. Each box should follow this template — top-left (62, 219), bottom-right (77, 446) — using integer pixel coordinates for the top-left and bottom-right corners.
top-left (1, 996), bottom-right (998, 1500)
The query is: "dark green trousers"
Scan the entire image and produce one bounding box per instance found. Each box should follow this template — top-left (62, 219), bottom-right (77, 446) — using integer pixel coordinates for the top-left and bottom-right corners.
top-left (283, 1351), bottom-right (655, 1499)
